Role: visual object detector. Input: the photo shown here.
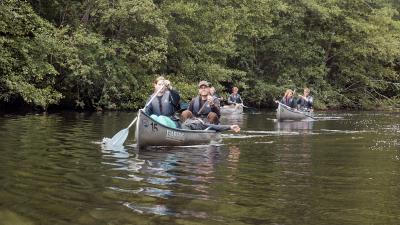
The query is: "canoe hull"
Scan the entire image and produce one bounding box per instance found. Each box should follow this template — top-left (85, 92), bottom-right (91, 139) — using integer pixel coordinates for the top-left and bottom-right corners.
top-left (276, 104), bottom-right (313, 121)
top-left (135, 110), bottom-right (221, 148)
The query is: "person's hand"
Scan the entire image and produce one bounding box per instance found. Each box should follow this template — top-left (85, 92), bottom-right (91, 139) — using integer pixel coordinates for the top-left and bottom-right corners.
top-left (230, 125), bottom-right (241, 132)
top-left (162, 80), bottom-right (171, 89)
top-left (275, 100), bottom-right (279, 104)
top-left (207, 95), bottom-right (214, 106)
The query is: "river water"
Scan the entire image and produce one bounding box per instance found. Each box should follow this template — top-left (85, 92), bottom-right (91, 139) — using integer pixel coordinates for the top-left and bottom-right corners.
top-left (0, 110), bottom-right (399, 225)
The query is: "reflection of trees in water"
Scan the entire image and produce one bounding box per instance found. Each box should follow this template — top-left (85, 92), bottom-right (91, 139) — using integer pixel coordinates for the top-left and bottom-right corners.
top-left (101, 145), bottom-right (231, 218)
top-left (227, 145), bottom-right (241, 163)
top-left (273, 123), bottom-right (313, 222)
top-left (220, 113), bottom-right (246, 127)
top-left (226, 145), bottom-right (241, 185)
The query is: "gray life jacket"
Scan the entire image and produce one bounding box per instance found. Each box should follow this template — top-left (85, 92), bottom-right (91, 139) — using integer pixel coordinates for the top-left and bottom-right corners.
top-left (228, 94), bottom-right (242, 104)
top-left (192, 96), bottom-right (212, 117)
top-left (149, 91), bottom-right (175, 116)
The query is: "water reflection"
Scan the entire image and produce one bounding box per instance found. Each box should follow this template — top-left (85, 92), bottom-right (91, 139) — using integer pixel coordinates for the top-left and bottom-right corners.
top-left (274, 120), bottom-right (314, 134)
top-left (1, 110), bottom-right (400, 224)
top-left (220, 113), bottom-right (246, 127)
top-left (101, 144), bottom-right (231, 218)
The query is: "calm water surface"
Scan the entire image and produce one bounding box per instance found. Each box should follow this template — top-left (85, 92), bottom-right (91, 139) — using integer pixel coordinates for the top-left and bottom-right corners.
top-left (0, 110), bottom-right (399, 225)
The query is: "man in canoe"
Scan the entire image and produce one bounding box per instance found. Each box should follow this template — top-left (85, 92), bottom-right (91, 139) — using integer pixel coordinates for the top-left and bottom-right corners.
top-left (180, 110), bottom-right (240, 132)
top-left (297, 87), bottom-right (314, 112)
top-left (145, 76), bottom-right (181, 127)
top-left (187, 80), bottom-right (221, 124)
top-left (227, 86), bottom-right (243, 109)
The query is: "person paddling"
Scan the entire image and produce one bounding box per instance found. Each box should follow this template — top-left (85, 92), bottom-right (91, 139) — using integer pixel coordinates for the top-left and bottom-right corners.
top-left (145, 76), bottom-right (181, 127)
top-left (278, 89), bottom-right (296, 108)
top-left (297, 87), bottom-right (313, 112)
top-left (227, 87), bottom-right (243, 108)
top-left (187, 81), bottom-right (220, 124)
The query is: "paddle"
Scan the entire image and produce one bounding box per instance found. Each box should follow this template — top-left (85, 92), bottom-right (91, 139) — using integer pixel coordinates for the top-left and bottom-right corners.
top-left (238, 103), bottom-right (257, 110)
top-left (198, 97), bottom-right (210, 114)
top-left (103, 83), bottom-right (167, 146)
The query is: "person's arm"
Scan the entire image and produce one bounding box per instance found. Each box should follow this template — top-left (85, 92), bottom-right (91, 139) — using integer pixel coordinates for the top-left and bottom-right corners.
top-left (308, 96), bottom-right (314, 109)
top-left (297, 97), bottom-right (302, 105)
top-left (144, 95), bottom-right (153, 114)
top-left (238, 94), bottom-right (243, 104)
top-left (227, 95), bottom-right (234, 104)
top-left (169, 89), bottom-right (181, 111)
top-left (205, 124), bottom-right (231, 132)
top-left (207, 95), bottom-right (220, 117)
top-left (290, 98), bottom-right (297, 108)
top-left (205, 124), bottom-right (240, 132)
top-left (188, 99), bottom-right (195, 113)
top-left (211, 104), bottom-right (220, 118)
top-left (213, 97), bottom-right (221, 107)
top-left (308, 96), bottom-right (313, 104)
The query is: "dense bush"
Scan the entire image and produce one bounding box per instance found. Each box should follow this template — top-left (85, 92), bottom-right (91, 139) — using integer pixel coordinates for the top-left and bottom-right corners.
top-left (1, 0), bottom-right (399, 110)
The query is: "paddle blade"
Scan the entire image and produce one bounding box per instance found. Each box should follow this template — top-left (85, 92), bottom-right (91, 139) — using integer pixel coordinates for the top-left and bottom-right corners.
top-left (103, 128), bottom-right (129, 146)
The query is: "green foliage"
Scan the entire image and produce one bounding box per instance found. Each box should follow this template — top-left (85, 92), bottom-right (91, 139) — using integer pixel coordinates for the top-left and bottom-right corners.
top-left (0, 0), bottom-right (64, 109)
top-left (1, 0), bottom-right (400, 110)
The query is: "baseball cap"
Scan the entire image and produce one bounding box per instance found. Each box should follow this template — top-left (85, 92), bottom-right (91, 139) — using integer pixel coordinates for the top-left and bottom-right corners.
top-left (198, 80), bottom-right (210, 87)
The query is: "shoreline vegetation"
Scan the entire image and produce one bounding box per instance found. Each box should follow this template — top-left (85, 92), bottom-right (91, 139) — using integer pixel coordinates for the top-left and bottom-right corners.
top-left (1, 0), bottom-right (399, 112)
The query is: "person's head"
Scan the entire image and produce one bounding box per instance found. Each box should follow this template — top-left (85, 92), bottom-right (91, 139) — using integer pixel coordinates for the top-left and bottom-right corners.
top-left (209, 87), bottom-right (216, 95)
top-left (180, 110), bottom-right (193, 122)
top-left (154, 76), bottom-right (167, 94)
top-left (284, 89), bottom-right (294, 98)
top-left (232, 87), bottom-right (239, 94)
top-left (198, 81), bottom-right (210, 97)
top-left (303, 88), bottom-right (310, 96)
top-left (207, 112), bottom-right (219, 124)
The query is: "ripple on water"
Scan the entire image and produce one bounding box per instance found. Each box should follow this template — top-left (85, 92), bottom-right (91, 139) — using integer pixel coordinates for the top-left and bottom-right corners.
top-left (101, 145), bottom-right (229, 218)
top-left (2, 111), bottom-right (400, 224)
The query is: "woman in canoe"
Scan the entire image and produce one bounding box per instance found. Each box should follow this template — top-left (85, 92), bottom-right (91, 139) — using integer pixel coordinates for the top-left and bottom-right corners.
top-left (144, 76), bottom-right (181, 128)
top-left (279, 89), bottom-right (296, 108)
